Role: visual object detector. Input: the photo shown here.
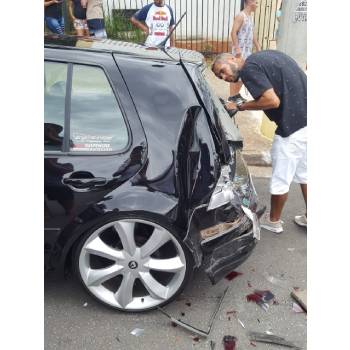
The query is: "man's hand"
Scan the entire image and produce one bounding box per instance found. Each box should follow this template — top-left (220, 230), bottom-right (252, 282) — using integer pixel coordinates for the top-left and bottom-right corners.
top-left (234, 50), bottom-right (242, 59)
top-left (225, 101), bottom-right (238, 110)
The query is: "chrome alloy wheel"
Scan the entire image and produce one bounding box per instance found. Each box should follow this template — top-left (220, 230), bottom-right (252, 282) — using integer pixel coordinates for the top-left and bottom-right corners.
top-left (78, 219), bottom-right (187, 311)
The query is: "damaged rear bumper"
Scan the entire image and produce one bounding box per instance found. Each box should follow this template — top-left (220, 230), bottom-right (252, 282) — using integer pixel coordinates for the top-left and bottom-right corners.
top-left (183, 149), bottom-right (265, 284)
top-left (184, 204), bottom-right (264, 284)
top-left (202, 206), bottom-right (264, 284)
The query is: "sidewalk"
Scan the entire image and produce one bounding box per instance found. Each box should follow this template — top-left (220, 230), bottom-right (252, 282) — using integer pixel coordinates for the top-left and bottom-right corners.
top-left (205, 69), bottom-right (272, 177)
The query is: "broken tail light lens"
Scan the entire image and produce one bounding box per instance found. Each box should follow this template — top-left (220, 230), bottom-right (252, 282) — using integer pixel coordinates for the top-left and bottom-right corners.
top-left (207, 151), bottom-right (253, 211)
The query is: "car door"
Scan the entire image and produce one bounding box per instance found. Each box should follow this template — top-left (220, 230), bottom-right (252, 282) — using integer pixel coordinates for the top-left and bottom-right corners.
top-left (44, 48), bottom-right (147, 260)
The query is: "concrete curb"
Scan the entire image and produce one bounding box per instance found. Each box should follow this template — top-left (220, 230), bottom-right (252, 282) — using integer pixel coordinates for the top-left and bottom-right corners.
top-left (243, 152), bottom-right (272, 167)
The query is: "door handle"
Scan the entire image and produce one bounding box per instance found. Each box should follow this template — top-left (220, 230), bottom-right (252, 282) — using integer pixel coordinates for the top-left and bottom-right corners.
top-left (62, 177), bottom-right (107, 189)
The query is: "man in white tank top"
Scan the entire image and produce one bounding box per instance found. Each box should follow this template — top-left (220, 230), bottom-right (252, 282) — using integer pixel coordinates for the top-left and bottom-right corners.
top-left (230, 0), bottom-right (261, 99)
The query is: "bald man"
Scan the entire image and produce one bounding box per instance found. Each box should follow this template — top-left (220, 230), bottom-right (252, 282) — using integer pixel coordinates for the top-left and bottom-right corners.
top-left (212, 50), bottom-right (307, 233)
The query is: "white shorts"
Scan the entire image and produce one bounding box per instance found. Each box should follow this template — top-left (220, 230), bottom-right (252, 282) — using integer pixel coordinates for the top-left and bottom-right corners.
top-left (270, 127), bottom-right (307, 195)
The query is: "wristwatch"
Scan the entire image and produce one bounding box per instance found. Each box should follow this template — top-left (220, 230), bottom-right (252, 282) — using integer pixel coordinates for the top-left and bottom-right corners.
top-left (236, 101), bottom-right (244, 111)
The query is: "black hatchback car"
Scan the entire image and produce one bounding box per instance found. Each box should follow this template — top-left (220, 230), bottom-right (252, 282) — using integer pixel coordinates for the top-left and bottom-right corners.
top-left (44, 35), bottom-right (263, 312)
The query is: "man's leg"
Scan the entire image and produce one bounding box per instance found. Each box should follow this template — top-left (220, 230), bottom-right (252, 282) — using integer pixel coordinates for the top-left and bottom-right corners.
top-left (300, 183), bottom-right (307, 210)
top-left (293, 128), bottom-right (307, 226)
top-left (270, 193), bottom-right (289, 222)
top-left (260, 134), bottom-right (296, 233)
top-left (294, 183), bottom-right (307, 227)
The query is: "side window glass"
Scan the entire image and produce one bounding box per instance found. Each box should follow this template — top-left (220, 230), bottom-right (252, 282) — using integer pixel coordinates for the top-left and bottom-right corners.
top-left (70, 65), bottom-right (129, 152)
top-left (44, 61), bottom-right (67, 151)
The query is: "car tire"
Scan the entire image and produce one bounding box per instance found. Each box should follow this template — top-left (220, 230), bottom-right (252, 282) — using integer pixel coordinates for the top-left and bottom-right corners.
top-left (74, 213), bottom-right (194, 312)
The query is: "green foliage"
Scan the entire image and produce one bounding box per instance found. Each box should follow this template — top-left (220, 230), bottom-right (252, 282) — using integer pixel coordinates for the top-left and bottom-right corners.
top-left (104, 13), bottom-right (146, 44)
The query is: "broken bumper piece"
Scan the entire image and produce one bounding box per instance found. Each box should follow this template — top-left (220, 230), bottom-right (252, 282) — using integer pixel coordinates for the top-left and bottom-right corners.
top-left (184, 202), bottom-right (265, 285)
top-left (202, 214), bottom-right (258, 285)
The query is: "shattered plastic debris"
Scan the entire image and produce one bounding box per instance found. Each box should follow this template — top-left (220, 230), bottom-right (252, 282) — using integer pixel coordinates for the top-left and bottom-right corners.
top-left (250, 341), bottom-right (257, 347)
top-left (83, 302), bottom-right (88, 307)
top-left (237, 319), bottom-right (245, 329)
top-left (115, 336), bottom-right (121, 342)
top-left (246, 290), bottom-right (275, 311)
top-left (171, 322), bottom-right (178, 327)
top-left (130, 328), bottom-right (144, 337)
top-left (263, 272), bottom-right (288, 288)
top-left (249, 332), bottom-right (301, 349)
top-left (265, 330), bottom-right (273, 335)
top-left (223, 335), bottom-right (237, 350)
top-left (292, 302), bottom-right (305, 313)
top-left (185, 302), bottom-right (192, 307)
top-left (193, 336), bottom-right (200, 342)
top-left (225, 271), bottom-right (243, 281)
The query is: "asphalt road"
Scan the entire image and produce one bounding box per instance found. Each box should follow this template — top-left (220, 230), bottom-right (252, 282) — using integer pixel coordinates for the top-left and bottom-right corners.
top-left (45, 178), bottom-right (307, 350)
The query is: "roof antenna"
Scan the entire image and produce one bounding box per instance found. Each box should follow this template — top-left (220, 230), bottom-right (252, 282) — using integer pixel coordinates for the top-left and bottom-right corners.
top-left (157, 11), bottom-right (187, 50)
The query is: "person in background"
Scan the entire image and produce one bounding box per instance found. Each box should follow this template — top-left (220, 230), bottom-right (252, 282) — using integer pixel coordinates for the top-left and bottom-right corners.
top-left (68, 0), bottom-right (89, 36)
top-left (81, 0), bottom-right (107, 38)
top-left (44, 0), bottom-right (65, 35)
top-left (130, 0), bottom-right (175, 47)
top-left (229, 0), bottom-right (260, 101)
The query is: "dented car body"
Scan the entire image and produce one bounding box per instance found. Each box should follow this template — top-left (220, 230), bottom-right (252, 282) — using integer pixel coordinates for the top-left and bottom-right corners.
top-left (44, 35), bottom-right (263, 311)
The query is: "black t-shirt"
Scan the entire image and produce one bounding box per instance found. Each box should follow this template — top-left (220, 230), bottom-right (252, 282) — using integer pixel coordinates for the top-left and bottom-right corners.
top-left (73, 0), bottom-right (87, 20)
top-left (45, 2), bottom-right (63, 19)
top-left (240, 50), bottom-right (307, 137)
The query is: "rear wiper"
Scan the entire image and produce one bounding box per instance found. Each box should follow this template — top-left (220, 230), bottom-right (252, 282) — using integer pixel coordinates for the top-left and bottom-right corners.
top-left (156, 11), bottom-right (187, 50)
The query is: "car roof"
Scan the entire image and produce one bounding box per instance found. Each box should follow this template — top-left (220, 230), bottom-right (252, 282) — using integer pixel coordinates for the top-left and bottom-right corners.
top-left (44, 35), bottom-right (205, 65)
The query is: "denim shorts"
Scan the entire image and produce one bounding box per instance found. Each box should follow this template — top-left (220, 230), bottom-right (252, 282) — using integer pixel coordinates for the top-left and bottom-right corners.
top-left (45, 16), bottom-right (65, 35)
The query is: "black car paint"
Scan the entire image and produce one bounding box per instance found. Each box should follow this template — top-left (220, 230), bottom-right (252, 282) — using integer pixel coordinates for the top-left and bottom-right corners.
top-left (44, 36), bottom-right (259, 284)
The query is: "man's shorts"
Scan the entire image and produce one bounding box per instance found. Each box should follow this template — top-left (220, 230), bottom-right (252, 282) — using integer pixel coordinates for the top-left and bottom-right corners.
top-left (270, 127), bottom-right (307, 195)
top-left (73, 18), bottom-right (88, 30)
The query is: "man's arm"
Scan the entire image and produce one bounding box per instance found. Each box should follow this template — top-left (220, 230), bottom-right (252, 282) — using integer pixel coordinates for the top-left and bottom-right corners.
top-left (130, 16), bottom-right (149, 35)
top-left (230, 14), bottom-right (244, 57)
top-left (80, 0), bottom-right (87, 9)
top-left (44, 0), bottom-right (61, 8)
top-left (226, 88), bottom-right (280, 111)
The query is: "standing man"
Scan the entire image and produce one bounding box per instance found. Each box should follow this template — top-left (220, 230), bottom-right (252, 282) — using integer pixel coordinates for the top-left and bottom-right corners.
top-left (130, 0), bottom-right (175, 48)
top-left (81, 0), bottom-right (107, 38)
top-left (211, 51), bottom-right (307, 233)
top-left (230, 0), bottom-right (260, 100)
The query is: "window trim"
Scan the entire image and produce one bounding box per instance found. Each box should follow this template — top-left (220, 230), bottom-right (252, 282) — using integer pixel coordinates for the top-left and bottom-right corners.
top-left (44, 59), bottom-right (132, 156)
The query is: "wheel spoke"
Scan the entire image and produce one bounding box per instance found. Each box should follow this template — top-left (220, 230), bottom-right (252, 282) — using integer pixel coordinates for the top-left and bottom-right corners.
top-left (86, 264), bottom-right (124, 287)
top-left (85, 237), bottom-right (125, 261)
top-left (114, 222), bottom-right (136, 255)
top-left (138, 271), bottom-right (169, 300)
top-left (144, 257), bottom-right (185, 273)
top-left (140, 228), bottom-right (170, 258)
top-left (114, 272), bottom-right (136, 308)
